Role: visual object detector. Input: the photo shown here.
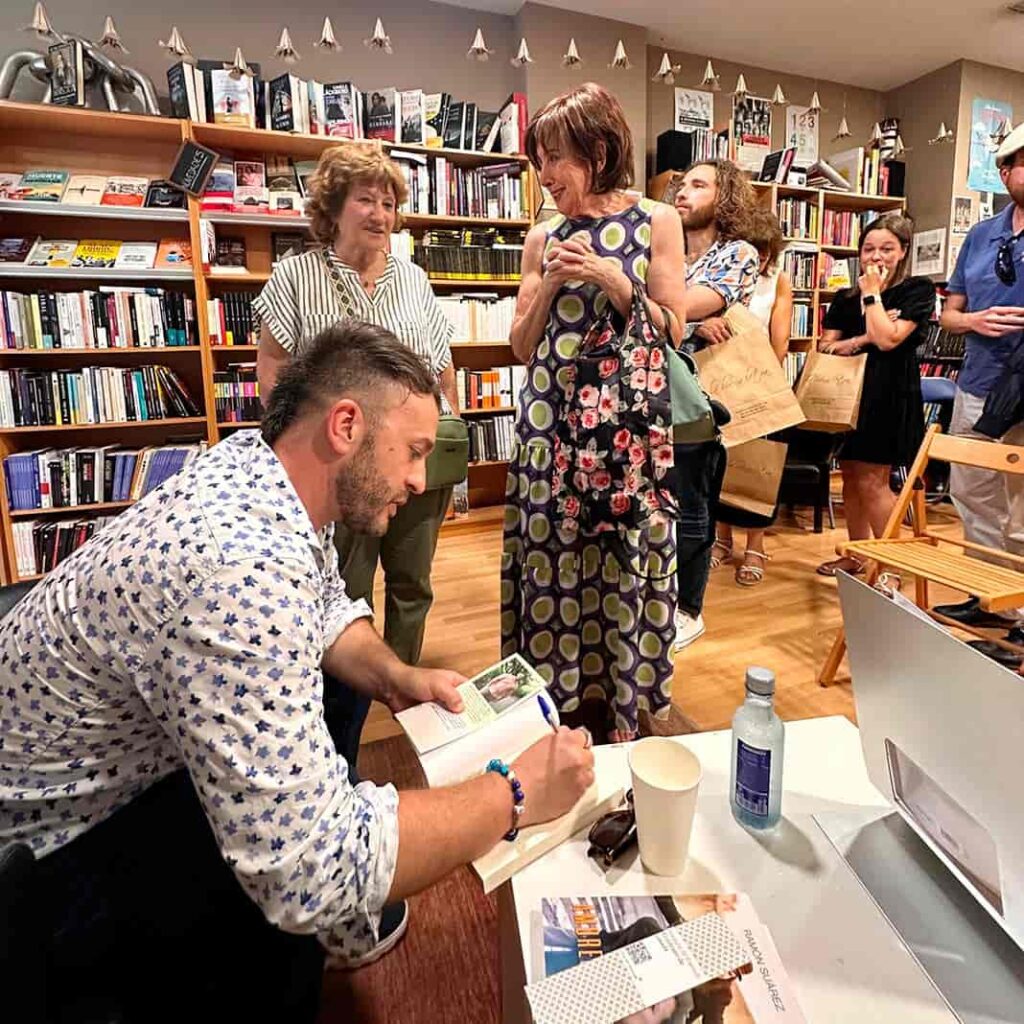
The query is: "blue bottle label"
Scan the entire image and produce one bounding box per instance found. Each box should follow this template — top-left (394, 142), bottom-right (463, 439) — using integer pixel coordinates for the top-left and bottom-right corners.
top-left (735, 739), bottom-right (771, 817)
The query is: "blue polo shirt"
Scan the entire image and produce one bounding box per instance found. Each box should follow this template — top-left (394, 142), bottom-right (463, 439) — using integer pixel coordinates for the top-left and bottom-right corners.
top-left (948, 205), bottom-right (1024, 397)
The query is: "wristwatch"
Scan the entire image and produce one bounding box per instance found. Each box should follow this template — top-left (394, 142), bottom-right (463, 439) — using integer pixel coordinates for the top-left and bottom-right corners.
top-left (863, 294), bottom-right (881, 307)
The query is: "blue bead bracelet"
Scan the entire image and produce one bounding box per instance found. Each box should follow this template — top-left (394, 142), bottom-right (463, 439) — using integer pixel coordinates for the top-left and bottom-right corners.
top-left (487, 757), bottom-right (524, 841)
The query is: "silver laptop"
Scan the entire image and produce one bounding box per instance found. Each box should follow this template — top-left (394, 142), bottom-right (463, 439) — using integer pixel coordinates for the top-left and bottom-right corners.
top-left (839, 571), bottom-right (1024, 953)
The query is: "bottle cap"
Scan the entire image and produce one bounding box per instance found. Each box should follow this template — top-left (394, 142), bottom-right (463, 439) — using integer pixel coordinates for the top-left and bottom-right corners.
top-left (745, 666), bottom-right (775, 696)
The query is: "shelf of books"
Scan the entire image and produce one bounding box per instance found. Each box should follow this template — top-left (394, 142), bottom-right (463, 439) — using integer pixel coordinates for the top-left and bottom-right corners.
top-left (0, 90), bottom-right (532, 575)
top-left (752, 181), bottom-right (905, 350)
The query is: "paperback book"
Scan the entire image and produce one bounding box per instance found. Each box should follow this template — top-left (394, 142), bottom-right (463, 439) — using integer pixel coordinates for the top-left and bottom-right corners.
top-left (155, 239), bottom-right (192, 269)
top-left (233, 160), bottom-right (268, 210)
top-left (47, 39), bottom-right (85, 106)
top-left (16, 170), bottom-right (69, 203)
top-left (0, 173), bottom-right (21, 200)
top-left (100, 176), bottom-right (147, 207)
top-left (26, 239), bottom-right (77, 267)
top-left (323, 82), bottom-right (360, 138)
top-left (0, 237), bottom-right (36, 263)
top-left (114, 242), bottom-right (158, 270)
top-left (62, 175), bottom-right (106, 205)
top-left (533, 893), bottom-right (807, 1024)
top-left (364, 87), bottom-right (397, 142)
top-left (398, 89), bottom-right (426, 145)
top-left (70, 240), bottom-right (122, 269)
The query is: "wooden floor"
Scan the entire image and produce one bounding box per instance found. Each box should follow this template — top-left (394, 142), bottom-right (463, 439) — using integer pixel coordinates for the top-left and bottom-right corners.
top-left (362, 500), bottom-right (967, 743)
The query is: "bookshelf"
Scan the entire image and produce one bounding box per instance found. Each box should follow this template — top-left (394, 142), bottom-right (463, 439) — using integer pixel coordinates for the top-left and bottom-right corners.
top-left (0, 99), bottom-right (534, 579)
top-left (751, 181), bottom-right (906, 350)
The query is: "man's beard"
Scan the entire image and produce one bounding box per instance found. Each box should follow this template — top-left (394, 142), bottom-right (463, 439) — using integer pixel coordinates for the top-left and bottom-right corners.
top-left (682, 204), bottom-right (716, 231)
top-left (335, 433), bottom-right (399, 537)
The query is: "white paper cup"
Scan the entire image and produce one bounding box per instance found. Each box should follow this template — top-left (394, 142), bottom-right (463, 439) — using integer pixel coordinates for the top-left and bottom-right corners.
top-left (628, 737), bottom-right (702, 876)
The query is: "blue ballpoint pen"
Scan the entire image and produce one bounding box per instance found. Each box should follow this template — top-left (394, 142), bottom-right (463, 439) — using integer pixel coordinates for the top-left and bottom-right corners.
top-left (536, 693), bottom-right (559, 733)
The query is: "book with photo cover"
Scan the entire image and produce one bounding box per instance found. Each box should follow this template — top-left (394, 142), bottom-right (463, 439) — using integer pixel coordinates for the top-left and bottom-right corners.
top-left (0, 237), bottom-right (39, 263)
top-left (476, 111), bottom-right (499, 153)
top-left (0, 173), bottom-right (21, 200)
top-left (323, 81), bottom-right (360, 138)
top-left (443, 100), bottom-right (467, 150)
top-left (398, 89), bottom-right (426, 146)
top-left (47, 39), bottom-right (85, 107)
top-left (144, 180), bottom-right (186, 210)
top-left (533, 893), bottom-right (806, 1024)
top-left (271, 232), bottom-right (307, 264)
top-left (213, 237), bottom-right (247, 273)
top-left (155, 238), bottom-right (192, 269)
top-left (16, 169), bottom-right (69, 203)
top-left (233, 160), bottom-right (268, 211)
top-left (268, 73), bottom-right (304, 133)
top-left (210, 68), bottom-right (255, 128)
top-left (364, 87), bottom-right (397, 142)
top-left (759, 147), bottom-right (796, 184)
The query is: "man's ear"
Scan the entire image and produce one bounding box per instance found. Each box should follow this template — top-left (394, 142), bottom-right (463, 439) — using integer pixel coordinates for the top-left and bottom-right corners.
top-left (324, 398), bottom-right (364, 456)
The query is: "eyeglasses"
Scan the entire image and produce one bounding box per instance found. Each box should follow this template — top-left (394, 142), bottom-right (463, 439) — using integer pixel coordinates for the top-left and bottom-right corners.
top-left (587, 789), bottom-right (637, 867)
top-left (996, 232), bottom-right (1023, 287)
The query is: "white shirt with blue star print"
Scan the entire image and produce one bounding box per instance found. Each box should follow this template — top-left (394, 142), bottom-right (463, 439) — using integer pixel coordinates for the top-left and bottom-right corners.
top-left (0, 430), bottom-right (398, 958)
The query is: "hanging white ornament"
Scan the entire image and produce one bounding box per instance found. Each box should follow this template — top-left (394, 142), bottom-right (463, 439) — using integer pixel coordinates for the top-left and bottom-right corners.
top-left (929, 122), bottom-right (955, 145)
top-left (224, 47), bottom-right (254, 80)
top-left (869, 121), bottom-right (883, 144)
top-left (314, 17), bottom-right (341, 52)
top-left (808, 91), bottom-right (822, 115)
top-left (893, 134), bottom-right (907, 157)
top-left (275, 27), bottom-right (299, 63)
top-left (771, 84), bottom-right (787, 105)
top-left (562, 38), bottom-right (582, 68)
top-left (511, 38), bottom-right (533, 67)
top-left (833, 116), bottom-right (852, 141)
top-left (159, 26), bottom-right (194, 64)
top-left (609, 39), bottom-right (631, 70)
top-left (365, 17), bottom-right (393, 54)
top-left (699, 59), bottom-right (721, 91)
top-left (98, 16), bottom-right (128, 53)
top-left (24, 2), bottom-right (56, 38)
top-left (467, 28), bottom-right (493, 62)
top-left (652, 52), bottom-right (681, 85)
top-left (733, 74), bottom-right (748, 100)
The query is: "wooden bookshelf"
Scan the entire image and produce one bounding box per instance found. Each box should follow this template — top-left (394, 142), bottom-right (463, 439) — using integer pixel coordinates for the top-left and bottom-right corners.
top-left (751, 180), bottom-right (906, 350)
top-left (0, 99), bottom-right (532, 576)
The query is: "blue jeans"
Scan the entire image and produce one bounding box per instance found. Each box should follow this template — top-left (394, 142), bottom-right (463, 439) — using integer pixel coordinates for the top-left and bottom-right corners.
top-left (674, 440), bottom-right (726, 618)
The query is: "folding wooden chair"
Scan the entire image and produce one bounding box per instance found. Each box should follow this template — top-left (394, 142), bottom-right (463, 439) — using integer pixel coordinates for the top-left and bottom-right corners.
top-left (817, 423), bottom-right (1024, 686)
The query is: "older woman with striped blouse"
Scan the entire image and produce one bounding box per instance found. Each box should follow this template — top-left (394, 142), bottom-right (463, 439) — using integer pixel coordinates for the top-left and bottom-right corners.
top-left (254, 145), bottom-right (458, 669)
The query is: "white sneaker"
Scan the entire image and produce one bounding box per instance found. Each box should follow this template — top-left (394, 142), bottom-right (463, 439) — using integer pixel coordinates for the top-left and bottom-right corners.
top-left (671, 611), bottom-right (705, 653)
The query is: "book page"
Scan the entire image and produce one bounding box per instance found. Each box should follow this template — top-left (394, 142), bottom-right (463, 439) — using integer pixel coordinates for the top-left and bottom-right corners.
top-left (418, 687), bottom-right (556, 789)
top-left (396, 652), bottom-right (547, 756)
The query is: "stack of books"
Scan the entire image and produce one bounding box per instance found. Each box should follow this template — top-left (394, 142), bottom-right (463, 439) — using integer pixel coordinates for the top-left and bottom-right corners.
top-left (414, 229), bottom-right (525, 282)
top-left (468, 413), bottom-right (514, 462)
top-left (783, 350), bottom-right (807, 386)
top-left (781, 248), bottom-right (817, 290)
top-left (456, 365), bottom-right (526, 410)
top-left (12, 515), bottom-right (113, 577)
top-left (206, 292), bottom-right (259, 346)
top-left (790, 303), bottom-right (813, 339)
top-left (213, 363), bottom-right (260, 422)
top-left (822, 209), bottom-right (889, 248)
top-left (436, 294), bottom-right (516, 342)
top-left (390, 152), bottom-right (526, 220)
top-left (0, 237), bottom-right (191, 272)
top-left (776, 197), bottom-right (819, 240)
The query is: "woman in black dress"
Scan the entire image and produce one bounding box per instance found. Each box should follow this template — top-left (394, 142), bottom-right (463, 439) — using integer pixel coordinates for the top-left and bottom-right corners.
top-left (816, 214), bottom-right (935, 576)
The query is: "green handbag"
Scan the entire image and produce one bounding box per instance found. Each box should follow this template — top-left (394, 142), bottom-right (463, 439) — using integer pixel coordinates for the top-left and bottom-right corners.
top-left (426, 414), bottom-right (469, 489)
top-left (666, 345), bottom-right (719, 443)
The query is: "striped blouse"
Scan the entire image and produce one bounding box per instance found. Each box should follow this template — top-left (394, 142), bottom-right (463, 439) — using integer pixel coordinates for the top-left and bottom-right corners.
top-left (253, 248), bottom-right (454, 374)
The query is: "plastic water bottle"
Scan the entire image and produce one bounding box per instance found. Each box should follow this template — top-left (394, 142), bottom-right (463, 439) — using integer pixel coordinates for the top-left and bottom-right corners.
top-left (730, 667), bottom-right (784, 831)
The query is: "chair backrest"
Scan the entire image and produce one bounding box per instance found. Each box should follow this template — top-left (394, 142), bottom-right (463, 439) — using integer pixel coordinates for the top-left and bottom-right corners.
top-left (927, 431), bottom-right (1024, 475)
top-left (0, 580), bottom-right (38, 621)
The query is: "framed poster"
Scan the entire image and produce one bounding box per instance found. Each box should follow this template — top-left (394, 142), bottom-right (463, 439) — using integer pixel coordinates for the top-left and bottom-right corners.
top-left (786, 105), bottom-right (819, 166)
top-left (912, 228), bottom-right (946, 278)
top-left (968, 98), bottom-right (1012, 194)
top-left (732, 96), bottom-right (772, 173)
top-left (674, 88), bottom-right (713, 132)
top-left (951, 196), bottom-right (973, 236)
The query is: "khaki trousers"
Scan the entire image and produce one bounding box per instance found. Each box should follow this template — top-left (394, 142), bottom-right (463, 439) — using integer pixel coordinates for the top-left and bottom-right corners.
top-left (333, 486), bottom-right (452, 665)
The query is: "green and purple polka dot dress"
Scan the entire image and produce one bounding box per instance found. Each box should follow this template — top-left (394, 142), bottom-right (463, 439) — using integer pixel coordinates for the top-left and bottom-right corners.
top-left (500, 199), bottom-right (677, 735)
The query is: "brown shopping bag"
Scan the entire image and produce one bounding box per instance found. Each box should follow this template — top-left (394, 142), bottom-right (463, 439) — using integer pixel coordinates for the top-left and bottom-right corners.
top-left (794, 348), bottom-right (867, 432)
top-left (719, 439), bottom-right (788, 518)
top-left (693, 305), bottom-right (805, 448)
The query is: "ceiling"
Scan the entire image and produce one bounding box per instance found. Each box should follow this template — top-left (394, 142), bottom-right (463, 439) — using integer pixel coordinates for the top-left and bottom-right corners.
top-left (434, 0), bottom-right (1024, 91)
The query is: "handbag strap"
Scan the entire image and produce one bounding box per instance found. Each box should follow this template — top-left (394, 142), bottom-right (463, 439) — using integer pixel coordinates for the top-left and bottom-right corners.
top-left (318, 248), bottom-right (361, 321)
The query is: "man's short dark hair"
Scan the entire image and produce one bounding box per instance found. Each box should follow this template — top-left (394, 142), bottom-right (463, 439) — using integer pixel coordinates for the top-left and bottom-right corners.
top-left (261, 321), bottom-right (440, 445)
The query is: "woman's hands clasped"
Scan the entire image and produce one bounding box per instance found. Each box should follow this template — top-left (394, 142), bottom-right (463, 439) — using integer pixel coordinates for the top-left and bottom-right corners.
top-left (545, 235), bottom-right (629, 295)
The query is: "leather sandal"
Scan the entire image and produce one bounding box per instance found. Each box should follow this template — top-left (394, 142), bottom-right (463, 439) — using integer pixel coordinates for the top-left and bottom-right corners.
top-left (816, 555), bottom-right (865, 577)
top-left (736, 550), bottom-right (768, 587)
top-left (709, 538), bottom-right (732, 569)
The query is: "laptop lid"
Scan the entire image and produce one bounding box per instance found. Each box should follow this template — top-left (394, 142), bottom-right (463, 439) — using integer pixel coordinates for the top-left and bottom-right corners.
top-left (838, 571), bottom-right (1024, 953)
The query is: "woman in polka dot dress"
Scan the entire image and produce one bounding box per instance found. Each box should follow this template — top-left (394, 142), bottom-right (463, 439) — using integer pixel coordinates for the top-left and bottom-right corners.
top-left (501, 83), bottom-right (687, 743)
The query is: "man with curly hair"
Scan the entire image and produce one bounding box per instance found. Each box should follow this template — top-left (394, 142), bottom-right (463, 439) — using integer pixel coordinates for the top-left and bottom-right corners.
top-left (670, 160), bottom-right (761, 654)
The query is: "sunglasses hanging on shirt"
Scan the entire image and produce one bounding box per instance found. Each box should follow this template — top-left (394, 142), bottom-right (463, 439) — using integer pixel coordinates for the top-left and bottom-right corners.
top-left (995, 231), bottom-right (1024, 287)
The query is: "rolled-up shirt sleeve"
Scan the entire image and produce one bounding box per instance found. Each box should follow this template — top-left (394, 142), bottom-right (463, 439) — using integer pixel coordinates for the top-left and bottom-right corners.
top-left (139, 556), bottom-right (396, 959)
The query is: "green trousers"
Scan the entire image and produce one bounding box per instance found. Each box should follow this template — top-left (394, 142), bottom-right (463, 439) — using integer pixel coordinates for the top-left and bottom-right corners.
top-left (333, 486), bottom-right (452, 666)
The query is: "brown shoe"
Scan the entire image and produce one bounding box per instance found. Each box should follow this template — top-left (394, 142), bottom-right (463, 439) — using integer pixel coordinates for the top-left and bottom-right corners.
top-left (816, 556), bottom-right (864, 577)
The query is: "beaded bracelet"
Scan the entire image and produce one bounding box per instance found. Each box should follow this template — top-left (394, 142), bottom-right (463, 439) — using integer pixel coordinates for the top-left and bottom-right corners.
top-left (486, 758), bottom-right (524, 841)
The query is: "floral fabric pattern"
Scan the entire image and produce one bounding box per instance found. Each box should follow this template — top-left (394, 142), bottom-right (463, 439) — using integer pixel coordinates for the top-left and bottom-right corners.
top-left (500, 201), bottom-right (677, 735)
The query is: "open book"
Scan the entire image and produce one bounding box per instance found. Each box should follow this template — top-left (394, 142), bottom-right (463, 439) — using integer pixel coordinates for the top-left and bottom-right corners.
top-left (395, 654), bottom-right (624, 892)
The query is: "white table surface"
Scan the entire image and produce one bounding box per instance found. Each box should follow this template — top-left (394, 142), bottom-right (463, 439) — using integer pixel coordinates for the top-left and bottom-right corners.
top-left (501, 715), bottom-right (958, 1023)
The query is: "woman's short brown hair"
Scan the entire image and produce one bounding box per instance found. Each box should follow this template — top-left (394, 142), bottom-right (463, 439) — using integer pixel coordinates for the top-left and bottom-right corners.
top-left (525, 82), bottom-right (634, 194)
top-left (746, 206), bottom-right (786, 273)
top-left (859, 213), bottom-right (914, 290)
top-left (305, 144), bottom-right (409, 245)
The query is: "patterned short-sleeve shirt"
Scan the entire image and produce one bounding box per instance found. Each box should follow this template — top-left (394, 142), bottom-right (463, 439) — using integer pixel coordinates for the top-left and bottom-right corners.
top-left (0, 430), bottom-right (399, 959)
top-left (684, 237), bottom-right (760, 339)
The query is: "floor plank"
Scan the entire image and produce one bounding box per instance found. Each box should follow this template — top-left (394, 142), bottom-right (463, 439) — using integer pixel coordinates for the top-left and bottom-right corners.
top-left (361, 500), bottom-right (967, 741)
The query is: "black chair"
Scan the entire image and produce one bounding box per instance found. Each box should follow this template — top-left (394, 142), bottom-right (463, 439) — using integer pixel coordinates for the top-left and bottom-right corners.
top-left (777, 428), bottom-right (842, 534)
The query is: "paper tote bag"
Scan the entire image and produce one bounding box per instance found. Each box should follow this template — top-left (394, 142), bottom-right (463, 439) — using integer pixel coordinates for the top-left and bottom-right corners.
top-left (794, 349), bottom-right (867, 433)
top-left (693, 305), bottom-right (805, 448)
top-left (719, 439), bottom-right (788, 518)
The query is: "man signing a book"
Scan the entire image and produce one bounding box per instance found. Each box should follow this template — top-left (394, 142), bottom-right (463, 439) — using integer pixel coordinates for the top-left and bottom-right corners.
top-left (0, 323), bottom-right (594, 1023)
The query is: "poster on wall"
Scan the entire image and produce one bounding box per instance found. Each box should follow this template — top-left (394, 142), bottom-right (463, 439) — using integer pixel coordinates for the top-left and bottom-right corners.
top-left (674, 88), bottom-right (713, 132)
top-left (732, 96), bottom-right (772, 173)
top-left (968, 98), bottom-right (1012, 193)
top-left (948, 237), bottom-right (964, 280)
top-left (951, 196), bottom-right (973, 236)
top-left (786, 105), bottom-right (819, 166)
top-left (912, 228), bottom-right (946, 278)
